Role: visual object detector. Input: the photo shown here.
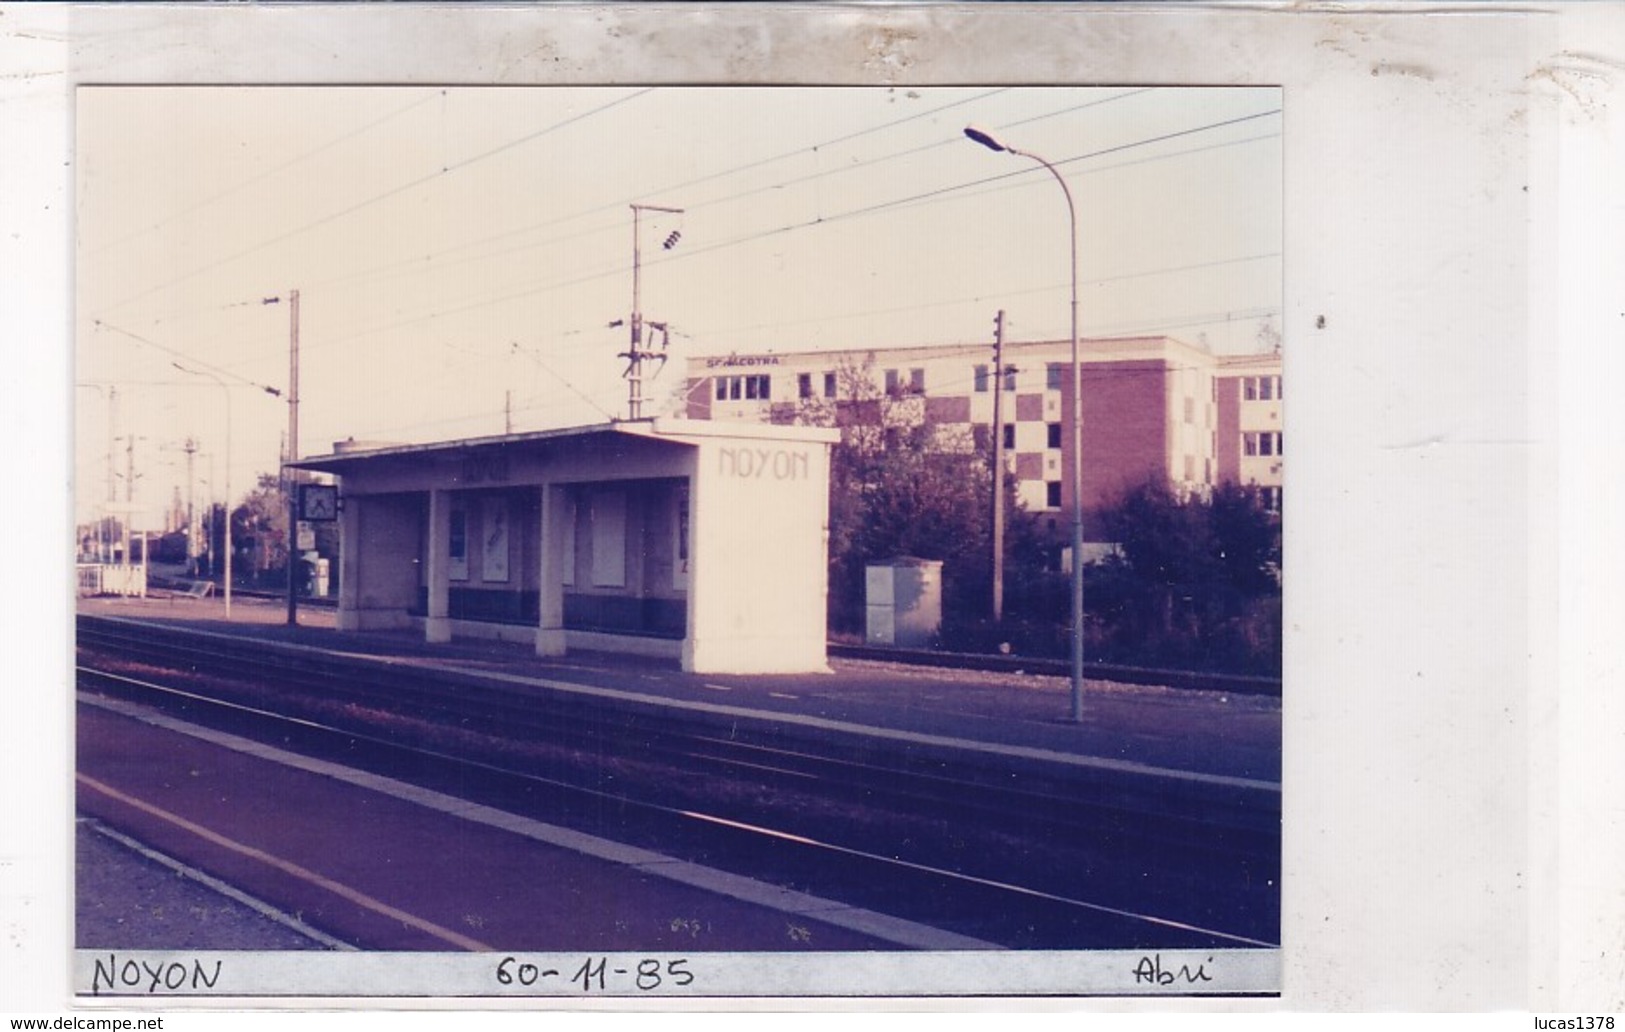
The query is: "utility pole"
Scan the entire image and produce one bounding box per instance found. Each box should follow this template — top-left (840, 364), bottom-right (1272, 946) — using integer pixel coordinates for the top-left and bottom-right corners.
top-left (285, 288), bottom-right (301, 626)
top-left (120, 433), bottom-right (141, 565)
top-left (622, 204), bottom-right (682, 420)
top-left (104, 386), bottom-right (117, 562)
top-left (990, 310), bottom-right (1006, 624)
top-left (183, 436), bottom-right (198, 574)
top-left (205, 451), bottom-right (216, 579)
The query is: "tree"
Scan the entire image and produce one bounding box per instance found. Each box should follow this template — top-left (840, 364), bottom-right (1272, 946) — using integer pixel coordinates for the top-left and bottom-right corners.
top-left (233, 472), bottom-right (289, 585)
top-left (790, 356), bottom-right (1034, 634)
top-left (1092, 477), bottom-right (1282, 673)
top-left (1255, 317), bottom-right (1283, 354)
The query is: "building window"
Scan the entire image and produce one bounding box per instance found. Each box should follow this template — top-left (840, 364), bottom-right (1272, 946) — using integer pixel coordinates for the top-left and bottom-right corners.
top-left (824, 371), bottom-right (837, 399)
top-left (1046, 363), bottom-right (1064, 391)
top-left (1002, 424), bottom-right (1016, 450)
top-left (974, 364), bottom-right (989, 393)
top-left (797, 373), bottom-right (812, 399)
top-left (1003, 366), bottom-right (1018, 391)
top-left (1246, 430), bottom-right (1283, 457)
top-left (972, 424), bottom-right (991, 451)
top-left (715, 376), bottom-right (743, 401)
top-left (743, 374), bottom-right (770, 400)
top-left (885, 369), bottom-right (900, 395)
top-left (1046, 481), bottom-right (1063, 509)
top-left (1262, 485), bottom-right (1282, 512)
top-left (1046, 422), bottom-right (1062, 449)
top-left (910, 367), bottom-right (925, 394)
top-left (1241, 375), bottom-right (1281, 402)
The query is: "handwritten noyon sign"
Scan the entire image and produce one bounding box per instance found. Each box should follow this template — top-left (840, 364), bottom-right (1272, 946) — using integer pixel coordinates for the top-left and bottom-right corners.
top-left (718, 445), bottom-right (810, 482)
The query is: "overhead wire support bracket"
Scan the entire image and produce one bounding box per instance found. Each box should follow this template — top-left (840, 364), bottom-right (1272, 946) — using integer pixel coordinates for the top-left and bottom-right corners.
top-left (624, 203), bottom-right (684, 420)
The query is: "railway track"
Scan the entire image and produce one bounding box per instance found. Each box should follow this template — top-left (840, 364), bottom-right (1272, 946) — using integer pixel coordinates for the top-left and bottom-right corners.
top-left (204, 586), bottom-right (1280, 695)
top-left (75, 615), bottom-right (1280, 950)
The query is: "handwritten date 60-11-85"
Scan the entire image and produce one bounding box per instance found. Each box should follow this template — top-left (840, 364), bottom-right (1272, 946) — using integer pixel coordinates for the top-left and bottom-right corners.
top-left (496, 955), bottom-right (694, 993)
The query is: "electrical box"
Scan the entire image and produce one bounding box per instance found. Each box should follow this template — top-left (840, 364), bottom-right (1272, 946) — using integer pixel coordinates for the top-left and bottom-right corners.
top-left (865, 558), bottom-right (943, 649)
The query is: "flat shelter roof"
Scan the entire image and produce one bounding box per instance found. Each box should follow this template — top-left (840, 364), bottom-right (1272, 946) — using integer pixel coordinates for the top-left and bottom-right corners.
top-left (288, 417), bottom-right (839, 475)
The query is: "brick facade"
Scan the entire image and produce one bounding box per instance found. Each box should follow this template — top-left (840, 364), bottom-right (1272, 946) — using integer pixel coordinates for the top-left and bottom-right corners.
top-left (685, 336), bottom-right (1281, 523)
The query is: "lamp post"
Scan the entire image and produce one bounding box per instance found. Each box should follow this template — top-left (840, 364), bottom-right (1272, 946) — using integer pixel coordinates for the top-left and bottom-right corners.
top-left (964, 125), bottom-right (1087, 723)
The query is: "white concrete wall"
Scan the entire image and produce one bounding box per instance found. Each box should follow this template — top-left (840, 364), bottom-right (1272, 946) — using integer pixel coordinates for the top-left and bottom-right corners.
top-left (682, 433), bottom-right (832, 674)
top-left (341, 493), bottom-right (421, 631)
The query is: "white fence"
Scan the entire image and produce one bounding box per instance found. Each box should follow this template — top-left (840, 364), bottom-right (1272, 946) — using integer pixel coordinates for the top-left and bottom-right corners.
top-left (77, 564), bottom-right (146, 598)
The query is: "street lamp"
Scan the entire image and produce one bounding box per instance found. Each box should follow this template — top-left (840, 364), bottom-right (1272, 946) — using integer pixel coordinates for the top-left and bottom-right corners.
top-left (964, 125), bottom-right (1087, 723)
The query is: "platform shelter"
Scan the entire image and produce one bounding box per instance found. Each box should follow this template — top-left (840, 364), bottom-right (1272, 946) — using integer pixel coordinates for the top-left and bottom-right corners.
top-left (290, 419), bottom-right (840, 674)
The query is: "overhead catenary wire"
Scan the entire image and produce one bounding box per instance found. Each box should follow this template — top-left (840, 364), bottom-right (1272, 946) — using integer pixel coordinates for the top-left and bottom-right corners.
top-left (86, 89), bottom-right (446, 262)
top-left (93, 319), bottom-right (283, 398)
top-left (83, 90), bottom-right (1281, 477)
top-left (510, 339), bottom-right (620, 424)
top-left (93, 88), bottom-right (658, 319)
top-left (133, 113), bottom-right (1277, 344)
top-left (693, 251), bottom-right (1282, 343)
top-left (670, 88), bottom-right (1160, 222)
top-left (234, 88), bottom-right (1035, 303)
top-left (144, 88), bottom-right (1153, 327)
top-left (98, 87), bottom-right (1008, 324)
top-left (281, 107), bottom-right (1281, 362)
top-left (96, 93), bottom-right (1275, 377)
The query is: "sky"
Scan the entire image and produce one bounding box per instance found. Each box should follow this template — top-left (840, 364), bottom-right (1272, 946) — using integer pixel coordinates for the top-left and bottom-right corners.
top-left (75, 85), bottom-right (1281, 530)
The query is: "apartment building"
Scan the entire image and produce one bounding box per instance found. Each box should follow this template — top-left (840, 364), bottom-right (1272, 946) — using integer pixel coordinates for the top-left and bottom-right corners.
top-left (1214, 351), bottom-right (1285, 513)
top-left (684, 335), bottom-right (1282, 520)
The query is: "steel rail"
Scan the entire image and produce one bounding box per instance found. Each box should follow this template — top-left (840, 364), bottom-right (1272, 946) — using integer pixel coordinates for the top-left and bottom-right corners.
top-left (77, 663), bottom-right (1277, 950)
top-left (76, 618), bottom-right (1279, 843)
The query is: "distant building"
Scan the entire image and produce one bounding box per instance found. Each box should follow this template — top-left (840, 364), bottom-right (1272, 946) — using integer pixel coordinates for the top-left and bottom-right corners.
top-left (682, 336), bottom-right (1283, 524)
top-left (1214, 352), bottom-right (1285, 513)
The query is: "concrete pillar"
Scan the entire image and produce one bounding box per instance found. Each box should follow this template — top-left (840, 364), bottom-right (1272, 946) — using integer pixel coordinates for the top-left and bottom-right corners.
top-left (535, 483), bottom-right (567, 657)
top-left (336, 492), bottom-right (361, 631)
top-left (425, 488), bottom-right (452, 643)
top-left (679, 459), bottom-right (706, 673)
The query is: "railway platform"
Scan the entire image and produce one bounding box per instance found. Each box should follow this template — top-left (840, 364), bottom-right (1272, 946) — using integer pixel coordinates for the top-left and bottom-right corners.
top-left (75, 593), bottom-right (1280, 787)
